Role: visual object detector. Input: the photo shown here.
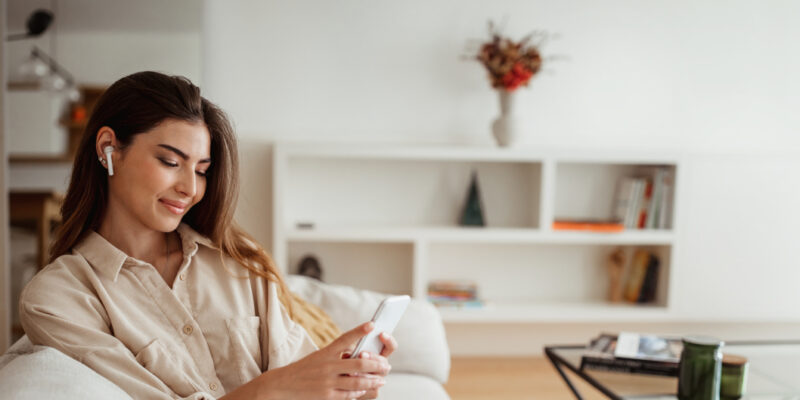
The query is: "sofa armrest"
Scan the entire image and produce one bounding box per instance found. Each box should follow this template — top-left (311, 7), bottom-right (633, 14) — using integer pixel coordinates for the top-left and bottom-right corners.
top-left (286, 275), bottom-right (450, 384)
top-left (0, 341), bottom-right (132, 400)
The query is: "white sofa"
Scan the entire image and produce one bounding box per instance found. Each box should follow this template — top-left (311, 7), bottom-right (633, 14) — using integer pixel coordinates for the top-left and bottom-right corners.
top-left (0, 275), bottom-right (451, 399)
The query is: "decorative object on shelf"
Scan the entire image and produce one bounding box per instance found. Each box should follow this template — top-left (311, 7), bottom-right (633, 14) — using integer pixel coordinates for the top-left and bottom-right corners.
top-left (491, 89), bottom-right (521, 147)
top-left (459, 171), bottom-right (485, 226)
top-left (297, 254), bottom-right (323, 281)
top-left (470, 20), bottom-right (549, 147)
top-left (606, 247), bottom-right (625, 303)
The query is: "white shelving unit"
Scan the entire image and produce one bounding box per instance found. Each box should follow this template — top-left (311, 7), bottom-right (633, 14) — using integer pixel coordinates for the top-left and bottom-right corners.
top-left (272, 143), bottom-right (682, 323)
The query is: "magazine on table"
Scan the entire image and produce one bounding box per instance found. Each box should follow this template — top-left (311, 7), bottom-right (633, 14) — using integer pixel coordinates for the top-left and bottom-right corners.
top-left (580, 332), bottom-right (682, 377)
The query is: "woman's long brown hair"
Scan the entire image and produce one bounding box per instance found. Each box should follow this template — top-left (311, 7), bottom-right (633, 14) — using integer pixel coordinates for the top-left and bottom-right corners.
top-left (50, 71), bottom-right (293, 313)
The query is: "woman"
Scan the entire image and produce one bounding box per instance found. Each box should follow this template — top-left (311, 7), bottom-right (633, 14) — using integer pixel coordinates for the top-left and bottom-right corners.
top-left (19, 71), bottom-right (395, 400)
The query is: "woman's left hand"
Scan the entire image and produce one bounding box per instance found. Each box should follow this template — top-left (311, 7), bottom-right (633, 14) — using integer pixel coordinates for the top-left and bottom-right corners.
top-left (350, 332), bottom-right (398, 400)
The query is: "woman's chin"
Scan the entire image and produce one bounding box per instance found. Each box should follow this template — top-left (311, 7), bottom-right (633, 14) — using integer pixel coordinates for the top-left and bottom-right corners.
top-left (151, 214), bottom-right (182, 232)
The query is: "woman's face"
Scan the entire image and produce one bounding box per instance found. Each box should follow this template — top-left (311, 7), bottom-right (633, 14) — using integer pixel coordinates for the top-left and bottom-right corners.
top-left (108, 119), bottom-right (211, 232)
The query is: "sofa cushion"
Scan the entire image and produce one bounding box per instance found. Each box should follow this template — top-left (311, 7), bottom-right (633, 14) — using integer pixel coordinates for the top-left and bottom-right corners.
top-left (286, 275), bottom-right (451, 384)
top-left (0, 343), bottom-right (132, 400)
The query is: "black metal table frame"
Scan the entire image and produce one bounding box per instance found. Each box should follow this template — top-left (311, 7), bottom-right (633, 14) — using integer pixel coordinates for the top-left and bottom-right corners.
top-left (545, 344), bottom-right (624, 400)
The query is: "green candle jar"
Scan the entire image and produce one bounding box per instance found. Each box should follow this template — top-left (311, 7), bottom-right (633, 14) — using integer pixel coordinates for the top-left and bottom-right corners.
top-left (720, 354), bottom-right (748, 400)
top-left (678, 336), bottom-right (724, 400)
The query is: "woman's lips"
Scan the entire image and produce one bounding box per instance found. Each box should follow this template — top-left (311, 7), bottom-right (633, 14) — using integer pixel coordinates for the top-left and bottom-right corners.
top-left (160, 199), bottom-right (187, 215)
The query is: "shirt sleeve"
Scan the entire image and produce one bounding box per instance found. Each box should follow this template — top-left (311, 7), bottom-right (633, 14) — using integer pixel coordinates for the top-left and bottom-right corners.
top-left (18, 267), bottom-right (216, 400)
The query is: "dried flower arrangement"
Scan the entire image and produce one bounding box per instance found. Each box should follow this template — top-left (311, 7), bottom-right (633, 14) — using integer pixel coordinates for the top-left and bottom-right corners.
top-left (471, 21), bottom-right (551, 91)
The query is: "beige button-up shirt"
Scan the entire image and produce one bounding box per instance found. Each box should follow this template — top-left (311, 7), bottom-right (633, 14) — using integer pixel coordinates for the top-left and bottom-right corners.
top-left (19, 223), bottom-right (318, 399)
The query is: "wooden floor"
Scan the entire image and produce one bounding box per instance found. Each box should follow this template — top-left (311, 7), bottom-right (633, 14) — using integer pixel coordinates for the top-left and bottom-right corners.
top-left (444, 357), bottom-right (607, 400)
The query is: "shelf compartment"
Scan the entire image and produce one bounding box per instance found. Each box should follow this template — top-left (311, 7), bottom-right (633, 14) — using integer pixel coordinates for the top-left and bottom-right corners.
top-left (553, 162), bottom-right (677, 230)
top-left (427, 243), bottom-right (672, 312)
top-left (284, 157), bottom-right (541, 229)
top-left (287, 241), bottom-right (413, 296)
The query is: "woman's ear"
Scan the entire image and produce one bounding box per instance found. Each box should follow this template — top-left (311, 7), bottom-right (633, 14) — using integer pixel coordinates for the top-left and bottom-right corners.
top-left (95, 127), bottom-right (118, 174)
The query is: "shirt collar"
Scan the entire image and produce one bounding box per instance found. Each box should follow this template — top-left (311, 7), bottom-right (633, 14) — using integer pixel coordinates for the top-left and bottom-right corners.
top-left (176, 222), bottom-right (217, 253)
top-left (74, 223), bottom-right (216, 282)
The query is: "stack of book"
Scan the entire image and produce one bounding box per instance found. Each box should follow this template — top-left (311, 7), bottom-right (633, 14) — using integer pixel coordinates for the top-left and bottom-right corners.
top-left (427, 280), bottom-right (484, 308)
top-left (613, 168), bottom-right (673, 230)
top-left (580, 332), bottom-right (681, 376)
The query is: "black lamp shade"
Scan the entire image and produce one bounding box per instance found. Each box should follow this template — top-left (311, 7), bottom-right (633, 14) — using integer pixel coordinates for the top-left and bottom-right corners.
top-left (27, 9), bottom-right (54, 36)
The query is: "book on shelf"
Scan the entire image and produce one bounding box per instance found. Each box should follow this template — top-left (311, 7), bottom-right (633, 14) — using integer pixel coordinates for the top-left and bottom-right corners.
top-left (637, 180), bottom-right (653, 229)
top-left (637, 253), bottom-right (661, 303)
top-left (580, 332), bottom-right (681, 377)
top-left (612, 178), bottom-right (635, 227)
top-left (623, 250), bottom-right (660, 304)
top-left (552, 220), bottom-right (625, 233)
top-left (612, 168), bottom-right (673, 230)
top-left (427, 280), bottom-right (485, 309)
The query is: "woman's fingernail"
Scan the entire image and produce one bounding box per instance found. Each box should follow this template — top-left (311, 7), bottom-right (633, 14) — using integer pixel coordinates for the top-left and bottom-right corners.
top-left (361, 352), bottom-right (370, 359)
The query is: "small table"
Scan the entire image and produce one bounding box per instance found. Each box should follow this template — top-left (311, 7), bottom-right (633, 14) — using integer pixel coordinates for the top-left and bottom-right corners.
top-left (545, 341), bottom-right (800, 399)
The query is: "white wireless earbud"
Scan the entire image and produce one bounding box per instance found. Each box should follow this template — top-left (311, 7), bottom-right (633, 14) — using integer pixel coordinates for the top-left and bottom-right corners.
top-left (103, 146), bottom-right (114, 176)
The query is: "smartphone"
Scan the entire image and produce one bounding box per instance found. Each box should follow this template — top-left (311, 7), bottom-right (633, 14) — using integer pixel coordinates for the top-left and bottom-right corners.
top-left (349, 295), bottom-right (410, 359)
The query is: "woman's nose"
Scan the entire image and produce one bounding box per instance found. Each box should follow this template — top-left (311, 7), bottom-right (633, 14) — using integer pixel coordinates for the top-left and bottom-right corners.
top-left (176, 169), bottom-right (197, 197)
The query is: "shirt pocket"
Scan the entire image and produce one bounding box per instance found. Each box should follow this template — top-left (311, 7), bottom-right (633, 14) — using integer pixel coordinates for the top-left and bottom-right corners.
top-left (225, 316), bottom-right (263, 386)
top-left (135, 338), bottom-right (202, 396)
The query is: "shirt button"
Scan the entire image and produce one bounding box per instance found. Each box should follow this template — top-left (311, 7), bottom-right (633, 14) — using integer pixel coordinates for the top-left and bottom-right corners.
top-left (209, 382), bottom-right (218, 391)
top-left (182, 324), bottom-right (193, 335)
top-left (179, 273), bottom-right (186, 281)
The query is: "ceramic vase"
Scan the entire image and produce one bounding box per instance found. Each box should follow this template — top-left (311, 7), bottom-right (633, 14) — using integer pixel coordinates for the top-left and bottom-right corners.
top-left (491, 89), bottom-right (521, 147)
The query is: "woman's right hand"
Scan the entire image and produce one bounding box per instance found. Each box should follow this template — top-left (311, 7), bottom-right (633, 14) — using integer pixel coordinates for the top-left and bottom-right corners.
top-left (256, 322), bottom-right (390, 400)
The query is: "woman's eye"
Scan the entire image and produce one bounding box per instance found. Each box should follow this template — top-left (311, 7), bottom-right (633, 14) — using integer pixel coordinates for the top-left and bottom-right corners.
top-left (196, 170), bottom-right (207, 177)
top-left (159, 159), bottom-right (179, 168)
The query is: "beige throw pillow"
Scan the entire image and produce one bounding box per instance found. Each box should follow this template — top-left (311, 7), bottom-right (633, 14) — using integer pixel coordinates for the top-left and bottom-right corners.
top-left (289, 292), bottom-right (342, 348)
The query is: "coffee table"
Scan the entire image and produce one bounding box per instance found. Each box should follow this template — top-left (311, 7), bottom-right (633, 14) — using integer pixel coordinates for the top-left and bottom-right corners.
top-left (545, 341), bottom-right (800, 399)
